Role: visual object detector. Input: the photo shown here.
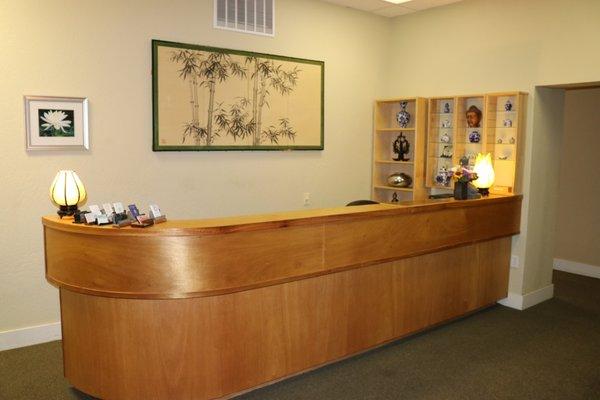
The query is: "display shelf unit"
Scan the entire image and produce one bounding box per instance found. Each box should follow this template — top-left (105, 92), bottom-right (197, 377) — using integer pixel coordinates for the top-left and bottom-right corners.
top-left (426, 92), bottom-right (526, 193)
top-left (372, 97), bottom-right (427, 204)
top-left (426, 95), bottom-right (487, 189)
top-left (485, 92), bottom-right (527, 194)
top-left (426, 97), bottom-right (457, 189)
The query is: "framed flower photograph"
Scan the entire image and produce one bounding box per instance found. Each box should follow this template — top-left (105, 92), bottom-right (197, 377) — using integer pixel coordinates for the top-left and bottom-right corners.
top-left (24, 96), bottom-right (89, 150)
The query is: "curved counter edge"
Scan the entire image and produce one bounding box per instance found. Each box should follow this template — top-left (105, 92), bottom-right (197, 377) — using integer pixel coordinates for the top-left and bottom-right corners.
top-left (42, 195), bottom-right (521, 236)
top-left (44, 195), bottom-right (522, 299)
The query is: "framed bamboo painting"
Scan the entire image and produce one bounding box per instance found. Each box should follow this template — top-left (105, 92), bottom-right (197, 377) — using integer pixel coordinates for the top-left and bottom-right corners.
top-left (152, 40), bottom-right (324, 151)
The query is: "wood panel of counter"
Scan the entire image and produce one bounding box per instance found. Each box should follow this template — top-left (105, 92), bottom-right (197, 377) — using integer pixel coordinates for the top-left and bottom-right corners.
top-left (43, 195), bottom-right (521, 400)
top-left (44, 195), bottom-right (521, 299)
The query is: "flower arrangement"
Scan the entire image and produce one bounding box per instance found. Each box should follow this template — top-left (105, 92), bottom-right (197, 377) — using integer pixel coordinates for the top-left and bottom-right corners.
top-left (451, 167), bottom-right (478, 182)
top-left (450, 161), bottom-right (478, 183)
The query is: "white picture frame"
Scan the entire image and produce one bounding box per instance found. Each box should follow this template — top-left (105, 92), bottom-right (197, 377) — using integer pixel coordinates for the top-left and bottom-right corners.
top-left (24, 95), bottom-right (89, 151)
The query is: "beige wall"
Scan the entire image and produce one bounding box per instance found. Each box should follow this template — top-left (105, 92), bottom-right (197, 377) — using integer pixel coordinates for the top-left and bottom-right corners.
top-left (3, 0), bottom-right (600, 334)
top-left (386, 0), bottom-right (600, 295)
top-left (555, 88), bottom-right (600, 267)
top-left (0, 0), bottom-right (391, 332)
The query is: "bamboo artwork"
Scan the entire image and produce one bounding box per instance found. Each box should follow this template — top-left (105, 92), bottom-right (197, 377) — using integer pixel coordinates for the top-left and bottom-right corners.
top-left (152, 40), bottom-right (324, 151)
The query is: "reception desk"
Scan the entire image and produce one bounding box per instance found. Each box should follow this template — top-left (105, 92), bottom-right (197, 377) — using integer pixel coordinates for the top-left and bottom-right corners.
top-left (43, 195), bottom-right (521, 400)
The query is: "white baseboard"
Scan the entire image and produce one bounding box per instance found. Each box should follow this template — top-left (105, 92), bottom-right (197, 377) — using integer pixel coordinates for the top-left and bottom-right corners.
top-left (0, 322), bottom-right (62, 351)
top-left (498, 284), bottom-right (554, 310)
top-left (497, 293), bottom-right (523, 310)
top-left (554, 258), bottom-right (600, 279)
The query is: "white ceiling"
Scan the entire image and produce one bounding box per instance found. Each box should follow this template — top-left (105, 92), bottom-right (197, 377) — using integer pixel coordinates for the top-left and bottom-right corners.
top-left (319, 0), bottom-right (464, 17)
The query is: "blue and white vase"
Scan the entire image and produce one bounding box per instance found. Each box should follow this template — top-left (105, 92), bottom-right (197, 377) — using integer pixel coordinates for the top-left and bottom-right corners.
top-left (396, 101), bottom-right (411, 128)
top-left (503, 119), bottom-right (512, 127)
top-left (435, 166), bottom-right (451, 186)
top-left (505, 100), bottom-right (513, 111)
top-left (443, 102), bottom-right (451, 113)
top-left (469, 131), bottom-right (481, 143)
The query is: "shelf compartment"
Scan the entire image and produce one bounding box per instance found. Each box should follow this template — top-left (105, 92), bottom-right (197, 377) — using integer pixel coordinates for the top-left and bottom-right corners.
top-left (374, 99), bottom-right (417, 130)
top-left (373, 185), bottom-right (413, 192)
top-left (375, 160), bottom-right (414, 165)
top-left (374, 130), bottom-right (416, 163)
top-left (376, 128), bottom-right (416, 132)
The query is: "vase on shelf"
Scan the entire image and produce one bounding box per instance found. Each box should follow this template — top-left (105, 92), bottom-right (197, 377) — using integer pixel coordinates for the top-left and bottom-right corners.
top-left (387, 172), bottom-right (412, 188)
top-left (468, 131), bottom-right (481, 143)
top-left (435, 167), bottom-right (452, 187)
top-left (396, 101), bottom-right (411, 128)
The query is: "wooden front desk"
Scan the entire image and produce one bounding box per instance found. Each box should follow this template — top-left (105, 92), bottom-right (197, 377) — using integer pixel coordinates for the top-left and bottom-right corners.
top-left (43, 195), bottom-right (521, 400)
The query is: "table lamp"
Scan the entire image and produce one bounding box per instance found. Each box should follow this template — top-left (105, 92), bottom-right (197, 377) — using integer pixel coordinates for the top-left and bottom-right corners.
top-left (49, 170), bottom-right (87, 218)
top-left (472, 153), bottom-right (495, 196)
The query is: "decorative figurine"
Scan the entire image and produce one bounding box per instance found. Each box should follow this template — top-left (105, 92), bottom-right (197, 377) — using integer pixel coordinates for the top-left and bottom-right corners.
top-left (441, 145), bottom-right (453, 158)
top-left (396, 101), bottom-right (411, 128)
top-left (442, 119), bottom-right (452, 128)
top-left (499, 155), bottom-right (508, 160)
top-left (509, 137), bottom-right (516, 144)
top-left (503, 119), bottom-right (513, 127)
top-left (468, 130), bottom-right (481, 143)
top-left (440, 132), bottom-right (451, 143)
top-left (435, 166), bottom-right (452, 187)
top-left (391, 193), bottom-right (399, 203)
top-left (497, 138), bottom-right (503, 144)
top-left (443, 102), bottom-right (451, 113)
top-left (387, 172), bottom-right (412, 188)
top-left (392, 133), bottom-right (410, 161)
top-left (505, 99), bottom-right (513, 111)
top-left (466, 105), bottom-right (482, 128)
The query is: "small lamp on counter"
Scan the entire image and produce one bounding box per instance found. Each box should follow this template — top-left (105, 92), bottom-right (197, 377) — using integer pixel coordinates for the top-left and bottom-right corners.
top-left (472, 153), bottom-right (495, 196)
top-left (49, 170), bottom-right (87, 218)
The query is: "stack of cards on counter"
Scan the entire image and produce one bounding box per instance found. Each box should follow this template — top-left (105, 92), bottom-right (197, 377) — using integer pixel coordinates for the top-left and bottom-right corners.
top-left (149, 204), bottom-right (167, 223)
top-left (128, 204), bottom-right (152, 227)
top-left (113, 202), bottom-right (125, 214)
top-left (84, 205), bottom-right (103, 224)
top-left (81, 202), bottom-right (165, 228)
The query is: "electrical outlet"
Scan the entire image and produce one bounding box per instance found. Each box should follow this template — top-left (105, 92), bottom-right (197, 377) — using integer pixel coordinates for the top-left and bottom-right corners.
top-left (303, 192), bottom-right (311, 206)
top-left (510, 255), bottom-right (519, 268)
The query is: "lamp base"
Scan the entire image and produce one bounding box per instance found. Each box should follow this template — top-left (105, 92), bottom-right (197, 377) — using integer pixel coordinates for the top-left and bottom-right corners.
top-left (58, 205), bottom-right (78, 219)
top-left (477, 187), bottom-right (490, 196)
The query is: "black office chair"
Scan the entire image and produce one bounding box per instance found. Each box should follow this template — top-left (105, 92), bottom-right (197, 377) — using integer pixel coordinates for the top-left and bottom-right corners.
top-left (345, 200), bottom-right (379, 206)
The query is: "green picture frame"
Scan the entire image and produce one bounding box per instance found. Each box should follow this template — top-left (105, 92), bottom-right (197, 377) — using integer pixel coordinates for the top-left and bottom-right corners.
top-left (152, 40), bottom-right (324, 151)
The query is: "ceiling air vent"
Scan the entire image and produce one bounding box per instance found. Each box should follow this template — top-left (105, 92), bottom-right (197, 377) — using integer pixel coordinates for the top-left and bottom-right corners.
top-left (215, 0), bottom-right (274, 36)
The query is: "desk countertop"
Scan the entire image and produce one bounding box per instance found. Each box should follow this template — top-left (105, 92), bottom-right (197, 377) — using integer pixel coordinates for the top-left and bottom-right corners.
top-left (42, 194), bottom-right (520, 236)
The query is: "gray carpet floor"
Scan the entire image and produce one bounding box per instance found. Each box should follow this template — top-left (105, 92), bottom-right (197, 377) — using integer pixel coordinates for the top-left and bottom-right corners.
top-left (1, 270), bottom-right (599, 400)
